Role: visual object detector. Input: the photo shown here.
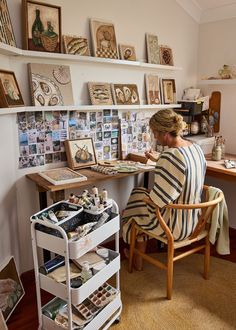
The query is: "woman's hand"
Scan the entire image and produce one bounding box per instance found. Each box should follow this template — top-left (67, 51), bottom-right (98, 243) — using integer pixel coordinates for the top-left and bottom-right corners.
top-left (144, 149), bottom-right (159, 162)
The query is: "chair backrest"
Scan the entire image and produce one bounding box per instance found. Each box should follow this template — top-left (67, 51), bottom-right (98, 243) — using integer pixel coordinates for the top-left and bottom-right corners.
top-left (144, 185), bottom-right (224, 241)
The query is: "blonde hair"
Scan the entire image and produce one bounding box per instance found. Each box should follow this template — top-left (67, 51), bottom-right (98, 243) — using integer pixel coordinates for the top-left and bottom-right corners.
top-left (149, 109), bottom-right (185, 137)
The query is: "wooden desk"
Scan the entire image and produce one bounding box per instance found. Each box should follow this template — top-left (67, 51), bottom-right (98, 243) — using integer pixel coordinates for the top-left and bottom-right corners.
top-left (206, 154), bottom-right (236, 182)
top-left (26, 167), bottom-right (152, 209)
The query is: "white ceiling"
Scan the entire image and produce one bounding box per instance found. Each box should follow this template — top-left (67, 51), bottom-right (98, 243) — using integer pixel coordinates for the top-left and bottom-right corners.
top-left (176, 0), bottom-right (236, 23)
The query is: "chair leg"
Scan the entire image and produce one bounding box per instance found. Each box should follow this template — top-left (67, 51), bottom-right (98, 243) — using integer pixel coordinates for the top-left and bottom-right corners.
top-left (204, 236), bottom-right (210, 279)
top-left (128, 222), bottom-right (136, 273)
top-left (167, 242), bottom-right (174, 300)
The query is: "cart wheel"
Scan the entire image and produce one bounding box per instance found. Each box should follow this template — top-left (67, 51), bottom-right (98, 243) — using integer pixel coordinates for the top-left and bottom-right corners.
top-left (114, 316), bottom-right (121, 324)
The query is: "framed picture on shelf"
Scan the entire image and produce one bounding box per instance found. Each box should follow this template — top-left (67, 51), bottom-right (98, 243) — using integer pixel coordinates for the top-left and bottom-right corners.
top-left (22, 0), bottom-right (62, 53)
top-left (112, 84), bottom-right (140, 105)
top-left (119, 44), bottom-right (136, 61)
top-left (0, 256), bottom-right (25, 322)
top-left (146, 33), bottom-right (160, 64)
top-left (161, 78), bottom-right (176, 104)
top-left (28, 63), bottom-right (73, 106)
top-left (39, 167), bottom-right (87, 185)
top-left (65, 138), bottom-right (97, 170)
top-left (88, 82), bottom-right (113, 105)
top-left (0, 70), bottom-right (24, 108)
top-left (159, 45), bottom-right (174, 66)
top-left (90, 18), bottom-right (119, 59)
top-left (0, 0), bottom-right (16, 47)
top-left (145, 74), bottom-right (160, 105)
top-left (63, 35), bottom-right (90, 56)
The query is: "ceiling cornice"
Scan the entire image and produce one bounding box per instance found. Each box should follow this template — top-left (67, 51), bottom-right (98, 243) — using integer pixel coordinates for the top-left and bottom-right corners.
top-left (176, 0), bottom-right (236, 24)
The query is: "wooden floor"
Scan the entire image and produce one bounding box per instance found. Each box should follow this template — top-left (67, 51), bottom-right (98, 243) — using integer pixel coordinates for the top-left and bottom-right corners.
top-left (7, 228), bottom-right (236, 330)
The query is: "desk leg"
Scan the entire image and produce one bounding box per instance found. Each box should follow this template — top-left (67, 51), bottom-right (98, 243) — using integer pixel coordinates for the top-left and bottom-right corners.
top-left (38, 191), bottom-right (51, 262)
top-left (143, 172), bottom-right (149, 189)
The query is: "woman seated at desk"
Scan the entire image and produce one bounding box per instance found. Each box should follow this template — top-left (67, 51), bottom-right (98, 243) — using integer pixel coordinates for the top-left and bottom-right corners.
top-left (122, 109), bottom-right (206, 270)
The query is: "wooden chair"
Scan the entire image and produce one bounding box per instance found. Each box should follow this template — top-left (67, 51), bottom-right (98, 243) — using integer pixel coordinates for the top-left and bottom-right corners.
top-left (128, 185), bottom-right (224, 300)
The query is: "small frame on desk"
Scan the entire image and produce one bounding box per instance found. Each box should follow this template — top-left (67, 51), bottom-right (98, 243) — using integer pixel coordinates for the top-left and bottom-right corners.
top-left (65, 138), bottom-right (97, 170)
top-left (0, 70), bottom-right (24, 108)
top-left (161, 78), bottom-right (176, 104)
top-left (38, 167), bottom-right (87, 185)
top-left (22, 0), bottom-right (62, 53)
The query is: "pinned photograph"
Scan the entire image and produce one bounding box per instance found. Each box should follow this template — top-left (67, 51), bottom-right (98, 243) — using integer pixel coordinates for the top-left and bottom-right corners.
top-left (161, 78), bottom-right (176, 104)
top-left (112, 84), bottom-right (140, 105)
top-left (0, 257), bottom-right (25, 322)
top-left (65, 138), bottom-right (97, 169)
top-left (90, 18), bottom-right (119, 59)
top-left (0, 0), bottom-right (16, 47)
top-left (119, 44), bottom-right (136, 61)
top-left (146, 33), bottom-right (160, 64)
top-left (145, 74), bottom-right (160, 105)
top-left (0, 70), bottom-right (24, 108)
top-left (88, 82), bottom-right (113, 105)
top-left (159, 45), bottom-right (174, 66)
top-left (22, 0), bottom-right (62, 53)
top-left (63, 35), bottom-right (90, 56)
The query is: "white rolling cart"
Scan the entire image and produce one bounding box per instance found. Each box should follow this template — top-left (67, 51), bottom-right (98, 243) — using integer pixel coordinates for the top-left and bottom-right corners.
top-left (31, 200), bottom-right (122, 329)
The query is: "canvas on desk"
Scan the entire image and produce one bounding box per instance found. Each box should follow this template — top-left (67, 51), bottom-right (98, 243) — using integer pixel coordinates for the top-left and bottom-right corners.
top-left (38, 167), bottom-right (87, 185)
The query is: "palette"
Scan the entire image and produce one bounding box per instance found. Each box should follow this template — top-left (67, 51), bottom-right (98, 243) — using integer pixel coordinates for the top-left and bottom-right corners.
top-left (88, 283), bottom-right (118, 308)
top-left (74, 299), bottom-right (100, 320)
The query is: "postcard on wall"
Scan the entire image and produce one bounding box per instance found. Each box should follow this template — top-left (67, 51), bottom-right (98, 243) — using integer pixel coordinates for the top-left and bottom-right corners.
top-left (161, 78), bottom-right (176, 104)
top-left (88, 82), bottom-right (113, 105)
top-left (119, 44), bottom-right (136, 61)
top-left (39, 167), bottom-right (87, 185)
top-left (0, 0), bottom-right (16, 47)
top-left (0, 257), bottom-right (25, 322)
top-left (65, 138), bottom-right (97, 170)
top-left (112, 84), bottom-right (140, 105)
top-left (146, 33), bottom-right (160, 64)
top-left (0, 70), bottom-right (24, 108)
top-left (90, 18), bottom-right (119, 59)
top-left (63, 35), bottom-right (90, 56)
top-left (159, 45), bottom-right (174, 66)
top-left (28, 63), bottom-right (74, 106)
top-left (145, 74), bottom-right (160, 105)
top-left (22, 0), bottom-right (62, 53)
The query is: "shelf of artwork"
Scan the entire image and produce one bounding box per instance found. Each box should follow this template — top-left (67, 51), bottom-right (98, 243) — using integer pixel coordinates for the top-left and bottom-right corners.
top-left (198, 79), bottom-right (236, 85)
top-left (0, 42), bottom-right (182, 71)
top-left (0, 103), bottom-right (181, 115)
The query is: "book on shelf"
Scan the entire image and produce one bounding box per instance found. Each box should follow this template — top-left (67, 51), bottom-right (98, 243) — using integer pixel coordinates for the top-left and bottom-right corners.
top-left (38, 167), bottom-right (87, 185)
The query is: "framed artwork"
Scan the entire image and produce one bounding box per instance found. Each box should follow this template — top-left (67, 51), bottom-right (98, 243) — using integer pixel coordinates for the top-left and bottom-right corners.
top-left (64, 138), bottom-right (97, 169)
top-left (63, 35), bottom-right (90, 56)
top-left (22, 0), bottom-right (62, 53)
top-left (39, 167), bottom-right (87, 185)
top-left (119, 44), bottom-right (136, 61)
top-left (112, 84), bottom-right (140, 105)
top-left (159, 45), bottom-right (174, 66)
top-left (28, 63), bottom-right (73, 106)
top-left (0, 0), bottom-right (16, 46)
top-left (145, 74), bottom-right (160, 105)
top-left (0, 70), bottom-right (24, 108)
top-left (161, 79), bottom-right (176, 104)
top-left (90, 18), bottom-right (119, 59)
top-left (146, 33), bottom-right (160, 64)
top-left (88, 82), bottom-right (113, 105)
top-left (0, 256), bottom-right (25, 322)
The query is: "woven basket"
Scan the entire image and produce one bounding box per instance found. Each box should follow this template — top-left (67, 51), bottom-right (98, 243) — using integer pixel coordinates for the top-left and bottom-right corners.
top-left (41, 34), bottom-right (58, 52)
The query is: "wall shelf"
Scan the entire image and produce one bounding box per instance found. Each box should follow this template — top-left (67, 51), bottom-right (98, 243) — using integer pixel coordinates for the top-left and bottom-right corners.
top-left (0, 103), bottom-right (181, 115)
top-left (0, 42), bottom-right (182, 71)
top-left (198, 79), bottom-right (236, 85)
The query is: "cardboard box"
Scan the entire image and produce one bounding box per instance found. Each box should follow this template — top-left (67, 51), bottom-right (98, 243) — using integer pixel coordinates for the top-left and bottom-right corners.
top-left (185, 135), bottom-right (214, 155)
